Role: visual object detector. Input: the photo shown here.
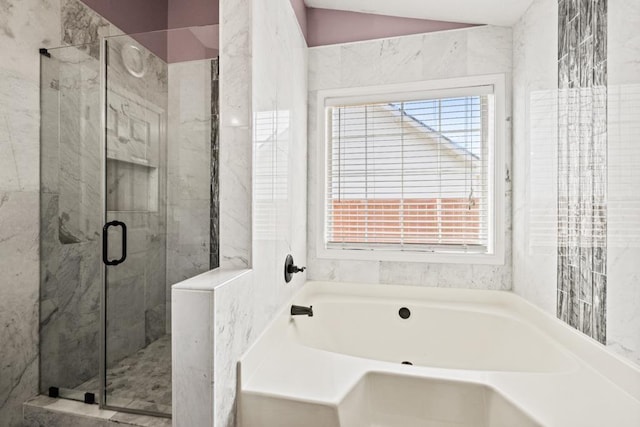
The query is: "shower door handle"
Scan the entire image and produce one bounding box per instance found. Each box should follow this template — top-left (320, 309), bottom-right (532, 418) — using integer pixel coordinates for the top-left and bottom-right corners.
top-left (102, 221), bottom-right (127, 266)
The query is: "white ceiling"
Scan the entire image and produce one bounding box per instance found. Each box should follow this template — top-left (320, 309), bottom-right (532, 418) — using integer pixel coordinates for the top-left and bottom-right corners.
top-left (304, 0), bottom-right (535, 26)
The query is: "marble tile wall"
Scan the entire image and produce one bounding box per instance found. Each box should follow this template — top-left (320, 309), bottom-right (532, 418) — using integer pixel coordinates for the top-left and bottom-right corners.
top-left (0, 0), bottom-right (62, 425)
top-left (166, 58), bottom-right (217, 330)
top-left (512, 0), bottom-right (559, 317)
top-left (306, 26), bottom-right (513, 289)
top-left (219, 0), bottom-right (252, 269)
top-left (607, 0), bottom-right (640, 365)
top-left (217, 0), bottom-right (308, 422)
top-left (513, 0), bottom-right (640, 366)
top-left (556, 0), bottom-right (607, 343)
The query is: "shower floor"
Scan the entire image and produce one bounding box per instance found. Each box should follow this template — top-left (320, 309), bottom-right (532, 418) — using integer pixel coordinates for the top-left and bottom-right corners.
top-left (78, 334), bottom-right (172, 414)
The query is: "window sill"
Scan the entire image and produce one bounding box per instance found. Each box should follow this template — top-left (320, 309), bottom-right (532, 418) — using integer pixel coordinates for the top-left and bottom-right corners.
top-left (316, 245), bottom-right (505, 265)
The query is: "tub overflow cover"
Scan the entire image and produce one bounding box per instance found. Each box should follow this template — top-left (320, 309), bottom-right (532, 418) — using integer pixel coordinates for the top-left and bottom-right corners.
top-left (399, 307), bottom-right (411, 319)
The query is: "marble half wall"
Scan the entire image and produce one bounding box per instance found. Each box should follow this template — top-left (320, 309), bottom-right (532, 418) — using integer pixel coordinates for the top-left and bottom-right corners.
top-left (172, 0), bottom-right (308, 425)
top-left (306, 26), bottom-right (513, 290)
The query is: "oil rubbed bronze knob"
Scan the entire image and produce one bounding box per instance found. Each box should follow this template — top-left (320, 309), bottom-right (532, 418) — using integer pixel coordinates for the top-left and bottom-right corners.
top-left (284, 254), bottom-right (306, 283)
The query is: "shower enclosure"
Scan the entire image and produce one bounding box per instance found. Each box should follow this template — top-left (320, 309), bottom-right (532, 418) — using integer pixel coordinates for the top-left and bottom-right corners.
top-left (39, 26), bottom-right (219, 418)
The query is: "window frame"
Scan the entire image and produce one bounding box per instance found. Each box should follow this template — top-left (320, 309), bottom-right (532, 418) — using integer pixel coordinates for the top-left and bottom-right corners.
top-left (315, 74), bottom-right (506, 265)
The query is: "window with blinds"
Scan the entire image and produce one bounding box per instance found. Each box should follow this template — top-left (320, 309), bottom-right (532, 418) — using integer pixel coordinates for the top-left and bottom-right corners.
top-left (324, 87), bottom-right (495, 254)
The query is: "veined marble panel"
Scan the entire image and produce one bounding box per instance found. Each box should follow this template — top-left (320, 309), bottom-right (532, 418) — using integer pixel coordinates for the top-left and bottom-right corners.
top-left (0, 71), bottom-right (41, 192)
top-left (0, 191), bottom-right (39, 426)
top-left (166, 59), bottom-right (216, 332)
top-left (219, 0), bottom-right (252, 269)
top-left (61, 0), bottom-right (110, 58)
top-left (0, 0), bottom-right (65, 424)
top-left (512, 0), bottom-right (560, 318)
top-left (0, 0), bottom-right (61, 81)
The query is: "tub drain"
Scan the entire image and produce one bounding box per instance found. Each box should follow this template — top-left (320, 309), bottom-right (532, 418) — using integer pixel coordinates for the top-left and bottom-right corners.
top-left (398, 307), bottom-right (411, 319)
top-left (401, 361), bottom-right (413, 365)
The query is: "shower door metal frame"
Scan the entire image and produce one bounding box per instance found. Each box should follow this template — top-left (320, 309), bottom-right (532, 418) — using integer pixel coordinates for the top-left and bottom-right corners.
top-left (99, 36), bottom-right (108, 413)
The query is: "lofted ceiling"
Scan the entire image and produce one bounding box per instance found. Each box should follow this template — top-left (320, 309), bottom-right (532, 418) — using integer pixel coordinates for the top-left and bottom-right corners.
top-left (304, 0), bottom-right (536, 26)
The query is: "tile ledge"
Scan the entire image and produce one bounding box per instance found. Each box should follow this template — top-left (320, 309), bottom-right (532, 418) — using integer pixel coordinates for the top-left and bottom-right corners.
top-left (171, 267), bottom-right (251, 291)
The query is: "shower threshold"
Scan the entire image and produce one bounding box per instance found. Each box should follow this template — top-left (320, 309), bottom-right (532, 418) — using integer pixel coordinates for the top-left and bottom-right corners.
top-left (23, 395), bottom-right (172, 427)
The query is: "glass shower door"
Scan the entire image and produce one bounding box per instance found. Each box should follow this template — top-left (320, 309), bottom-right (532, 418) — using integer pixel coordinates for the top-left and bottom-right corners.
top-left (39, 41), bottom-right (103, 405)
top-left (102, 34), bottom-right (171, 416)
top-left (40, 24), bottom-right (217, 419)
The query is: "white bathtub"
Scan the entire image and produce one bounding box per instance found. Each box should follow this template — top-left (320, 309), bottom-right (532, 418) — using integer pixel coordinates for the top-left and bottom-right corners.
top-left (239, 282), bottom-right (640, 427)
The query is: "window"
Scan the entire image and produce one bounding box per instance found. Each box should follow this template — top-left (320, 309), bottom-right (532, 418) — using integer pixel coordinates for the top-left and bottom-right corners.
top-left (316, 76), bottom-right (505, 264)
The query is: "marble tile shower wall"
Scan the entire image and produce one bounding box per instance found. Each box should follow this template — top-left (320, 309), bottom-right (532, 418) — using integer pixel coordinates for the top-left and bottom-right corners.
top-left (166, 59), bottom-right (216, 329)
top-left (306, 27), bottom-right (513, 289)
top-left (2, 0), bottom-right (66, 424)
top-left (556, 0), bottom-right (607, 343)
top-left (2, 0), bottom-right (60, 423)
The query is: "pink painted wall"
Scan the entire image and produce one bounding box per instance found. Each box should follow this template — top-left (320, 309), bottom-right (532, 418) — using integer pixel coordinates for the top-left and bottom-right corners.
top-left (167, 25), bottom-right (219, 62)
top-left (81, 0), bottom-right (219, 63)
top-left (306, 7), bottom-right (473, 47)
top-left (167, 0), bottom-right (219, 62)
top-left (168, 0), bottom-right (219, 29)
top-left (82, 1), bottom-right (468, 59)
top-left (80, 0), bottom-right (169, 33)
top-left (289, 0), bottom-right (307, 38)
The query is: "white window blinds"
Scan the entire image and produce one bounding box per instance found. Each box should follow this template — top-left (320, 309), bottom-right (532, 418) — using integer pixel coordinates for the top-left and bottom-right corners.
top-left (325, 88), bottom-right (494, 253)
